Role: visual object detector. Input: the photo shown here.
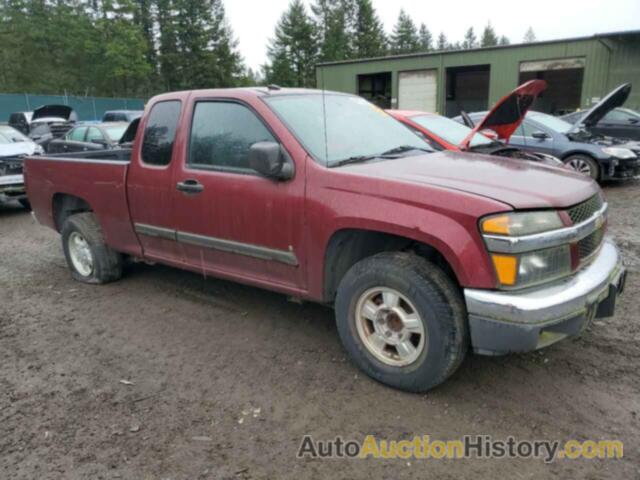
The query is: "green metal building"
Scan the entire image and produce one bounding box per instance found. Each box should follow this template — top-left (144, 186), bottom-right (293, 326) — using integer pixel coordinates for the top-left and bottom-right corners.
top-left (315, 30), bottom-right (640, 117)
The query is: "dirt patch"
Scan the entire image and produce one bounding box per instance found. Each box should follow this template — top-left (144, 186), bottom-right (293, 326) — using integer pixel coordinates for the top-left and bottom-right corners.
top-left (1, 181), bottom-right (639, 479)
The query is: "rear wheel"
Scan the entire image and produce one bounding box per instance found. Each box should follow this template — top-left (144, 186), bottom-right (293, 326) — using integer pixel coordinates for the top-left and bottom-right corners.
top-left (18, 198), bottom-right (31, 210)
top-left (335, 252), bottom-right (468, 392)
top-left (564, 154), bottom-right (599, 180)
top-left (61, 212), bottom-right (123, 284)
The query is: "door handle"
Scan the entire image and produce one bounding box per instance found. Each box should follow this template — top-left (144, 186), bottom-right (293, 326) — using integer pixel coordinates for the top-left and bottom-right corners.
top-left (176, 179), bottom-right (204, 194)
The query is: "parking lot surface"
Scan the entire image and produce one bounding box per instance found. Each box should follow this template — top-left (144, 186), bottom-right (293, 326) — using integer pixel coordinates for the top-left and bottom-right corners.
top-left (1, 180), bottom-right (639, 479)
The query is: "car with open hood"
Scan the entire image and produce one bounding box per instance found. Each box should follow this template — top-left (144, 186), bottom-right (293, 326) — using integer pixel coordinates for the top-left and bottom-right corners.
top-left (24, 88), bottom-right (626, 392)
top-left (388, 80), bottom-right (564, 168)
top-left (561, 84), bottom-right (640, 141)
top-left (457, 84), bottom-right (640, 181)
top-left (0, 125), bottom-right (43, 208)
top-left (28, 104), bottom-right (78, 151)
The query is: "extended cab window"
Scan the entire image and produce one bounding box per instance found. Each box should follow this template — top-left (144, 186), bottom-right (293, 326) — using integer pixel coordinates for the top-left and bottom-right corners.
top-left (141, 100), bottom-right (181, 166)
top-left (188, 101), bottom-right (275, 172)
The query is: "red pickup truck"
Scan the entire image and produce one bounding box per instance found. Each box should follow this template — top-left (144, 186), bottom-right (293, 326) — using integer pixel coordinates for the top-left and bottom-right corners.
top-left (25, 88), bottom-right (626, 392)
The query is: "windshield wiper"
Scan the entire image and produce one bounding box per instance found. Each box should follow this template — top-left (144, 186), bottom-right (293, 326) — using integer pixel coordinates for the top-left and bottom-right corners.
top-left (330, 145), bottom-right (432, 168)
top-left (379, 145), bottom-right (432, 155)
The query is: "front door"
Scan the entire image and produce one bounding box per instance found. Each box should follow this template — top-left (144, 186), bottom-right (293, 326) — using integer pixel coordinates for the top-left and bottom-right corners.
top-left (509, 120), bottom-right (555, 155)
top-left (171, 99), bottom-right (306, 290)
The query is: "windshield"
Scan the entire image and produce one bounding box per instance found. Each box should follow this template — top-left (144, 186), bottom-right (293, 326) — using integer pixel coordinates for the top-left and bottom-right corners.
top-left (410, 114), bottom-right (493, 148)
top-left (528, 112), bottom-right (573, 133)
top-left (104, 125), bottom-right (128, 141)
top-left (264, 94), bottom-right (431, 166)
top-left (0, 126), bottom-right (30, 144)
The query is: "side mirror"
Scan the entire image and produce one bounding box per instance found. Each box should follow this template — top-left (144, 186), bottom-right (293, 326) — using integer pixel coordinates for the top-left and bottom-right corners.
top-left (248, 141), bottom-right (295, 181)
top-left (531, 131), bottom-right (550, 140)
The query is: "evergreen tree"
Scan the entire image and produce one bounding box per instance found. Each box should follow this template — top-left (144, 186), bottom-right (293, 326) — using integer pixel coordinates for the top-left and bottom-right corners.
top-left (462, 27), bottom-right (477, 49)
top-left (353, 0), bottom-right (387, 58)
top-left (419, 23), bottom-right (433, 51)
top-left (498, 35), bottom-right (510, 46)
top-left (390, 9), bottom-right (420, 54)
top-left (264, 0), bottom-right (318, 88)
top-left (311, 0), bottom-right (355, 61)
top-left (523, 27), bottom-right (536, 42)
top-left (480, 22), bottom-right (498, 47)
top-left (436, 32), bottom-right (448, 51)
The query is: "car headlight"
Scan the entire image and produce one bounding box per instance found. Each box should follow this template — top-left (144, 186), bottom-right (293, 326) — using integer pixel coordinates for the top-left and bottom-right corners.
top-left (481, 211), bottom-right (572, 289)
top-left (602, 147), bottom-right (636, 160)
top-left (481, 211), bottom-right (563, 236)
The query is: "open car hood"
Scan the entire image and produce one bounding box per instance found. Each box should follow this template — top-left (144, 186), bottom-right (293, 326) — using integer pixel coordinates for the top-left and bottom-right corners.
top-left (460, 80), bottom-right (547, 150)
top-left (571, 83), bottom-right (631, 130)
top-left (32, 104), bottom-right (77, 122)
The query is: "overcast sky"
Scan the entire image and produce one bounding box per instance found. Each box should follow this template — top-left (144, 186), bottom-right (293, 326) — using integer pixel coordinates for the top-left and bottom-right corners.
top-left (225, 0), bottom-right (640, 71)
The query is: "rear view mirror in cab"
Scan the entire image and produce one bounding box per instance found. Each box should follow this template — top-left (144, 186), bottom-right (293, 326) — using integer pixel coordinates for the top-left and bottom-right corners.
top-left (248, 141), bottom-right (295, 181)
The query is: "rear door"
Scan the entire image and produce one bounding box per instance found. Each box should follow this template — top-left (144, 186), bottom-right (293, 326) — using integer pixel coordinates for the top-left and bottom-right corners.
top-left (127, 98), bottom-right (184, 263)
top-left (170, 97), bottom-right (306, 290)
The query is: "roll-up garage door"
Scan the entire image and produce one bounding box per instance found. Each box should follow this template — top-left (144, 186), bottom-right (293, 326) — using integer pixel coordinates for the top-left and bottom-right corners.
top-left (398, 69), bottom-right (438, 112)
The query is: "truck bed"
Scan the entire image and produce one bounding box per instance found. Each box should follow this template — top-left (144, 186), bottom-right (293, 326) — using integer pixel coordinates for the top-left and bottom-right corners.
top-left (24, 148), bottom-right (141, 256)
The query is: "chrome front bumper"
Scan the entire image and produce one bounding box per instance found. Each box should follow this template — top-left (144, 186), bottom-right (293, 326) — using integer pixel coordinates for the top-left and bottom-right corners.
top-left (0, 174), bottom-right (26, 197)
top-left (464, 240), bottom-right (626, 355)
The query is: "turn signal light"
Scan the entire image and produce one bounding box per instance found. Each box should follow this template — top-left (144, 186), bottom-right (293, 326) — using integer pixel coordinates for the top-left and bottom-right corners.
top-left (491, 254), bottom-right (518, 286)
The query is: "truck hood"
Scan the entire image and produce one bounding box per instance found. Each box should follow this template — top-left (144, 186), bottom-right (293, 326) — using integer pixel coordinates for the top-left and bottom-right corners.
top-left (571, 83), bottom-right (631, 130)
top-left (340, 150), bottom-right (598, 210)
top-left (460, 80), bottom-right (547, 149)
top-left (32, 104), bottom-right (77, 122)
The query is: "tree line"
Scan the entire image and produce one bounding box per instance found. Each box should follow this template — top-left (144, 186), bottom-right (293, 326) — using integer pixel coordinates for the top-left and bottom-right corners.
top-left (0, 0), bottom-right (537, 97)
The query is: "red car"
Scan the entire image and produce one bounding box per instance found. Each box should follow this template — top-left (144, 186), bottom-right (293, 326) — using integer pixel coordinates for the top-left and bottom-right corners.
top-left (25, 87), bottom-right (624, 392)
top-left (388, 80), bottom-right (563, 166)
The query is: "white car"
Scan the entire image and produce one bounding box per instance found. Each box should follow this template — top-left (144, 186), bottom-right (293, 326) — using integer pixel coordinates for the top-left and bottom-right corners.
top-left (0, 125), bottom-right (43, 209)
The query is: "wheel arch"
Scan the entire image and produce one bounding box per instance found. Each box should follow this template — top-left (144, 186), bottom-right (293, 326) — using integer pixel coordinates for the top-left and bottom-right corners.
top-left (52, 193), bottom-right (94, 232)
top-left (322, 227), bottom-right (472, 304)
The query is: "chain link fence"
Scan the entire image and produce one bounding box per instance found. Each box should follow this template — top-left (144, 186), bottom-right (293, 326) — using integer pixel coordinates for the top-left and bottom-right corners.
top-left (0, 93), bottom-right (146, 123)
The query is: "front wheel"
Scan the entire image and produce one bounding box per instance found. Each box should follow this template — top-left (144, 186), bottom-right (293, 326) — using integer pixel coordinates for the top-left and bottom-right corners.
top-left (61, 212), bottom-right (123, 284)
top-left (335, 252), bottom-right (468, 392)
top-left (564, 154), bottom-right (599, 180)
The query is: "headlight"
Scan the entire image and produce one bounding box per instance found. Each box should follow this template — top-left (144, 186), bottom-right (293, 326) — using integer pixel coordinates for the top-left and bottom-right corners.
top-left (481, 211), bottom-right (563, 236)
top-left (481, 211), bottom-right (571, 289)
top-left (602, 147), bottom-right (636, 160)
top-left (491, 245), bottom-right (572, 288)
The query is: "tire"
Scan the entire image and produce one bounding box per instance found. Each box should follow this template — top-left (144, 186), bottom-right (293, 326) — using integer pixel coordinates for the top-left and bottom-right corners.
top-left (61, 212), bottom-right (123, 284)
top-left (335, 252), bottom-right (468, 392)
top-left (564, 154), bottom-right (599, 180)
top-left (18, 198), bottom-right (31, 210)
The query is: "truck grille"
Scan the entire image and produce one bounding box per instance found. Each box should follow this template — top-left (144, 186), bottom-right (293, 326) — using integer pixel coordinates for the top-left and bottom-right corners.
top-left (0, 156), bottom-right (25, 176)
top-left (567, 194), bottom-right (603, 224)
top-left (577, 227), bottom-right (605, 261)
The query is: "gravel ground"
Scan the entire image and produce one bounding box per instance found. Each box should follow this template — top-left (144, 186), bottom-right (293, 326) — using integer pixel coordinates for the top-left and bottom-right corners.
top-left (1, 180), bottom-right (639, 479)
